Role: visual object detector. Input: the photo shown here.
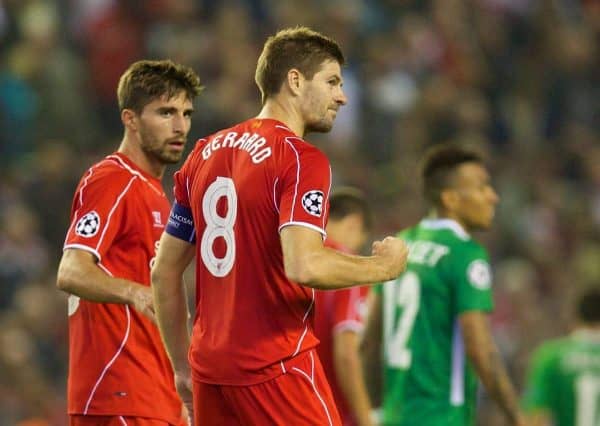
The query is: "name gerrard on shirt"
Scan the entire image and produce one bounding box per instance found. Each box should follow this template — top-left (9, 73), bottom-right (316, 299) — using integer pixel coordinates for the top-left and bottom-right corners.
top-left (201, 131), bottom-right (273, 164)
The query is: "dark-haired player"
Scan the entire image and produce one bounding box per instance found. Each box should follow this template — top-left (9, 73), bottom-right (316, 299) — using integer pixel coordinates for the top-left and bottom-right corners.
top-left (363, 144), bottom-right (525, 425)
top-left (151, 27), bottom-right (408, 426)
top-left (523, 288), bottom-right (600, 426)
top-left (57, 60), bottom-right (202, 425)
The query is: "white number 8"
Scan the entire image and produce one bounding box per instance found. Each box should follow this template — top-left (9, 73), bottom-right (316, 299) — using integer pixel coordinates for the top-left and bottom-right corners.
top-left (201, 177), bottom-right (237, 277)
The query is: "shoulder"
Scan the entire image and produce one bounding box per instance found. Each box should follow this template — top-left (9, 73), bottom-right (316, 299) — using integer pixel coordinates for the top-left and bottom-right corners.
top-left (280, 137), bottom-right (329, 174)
top-left (83, 155), bottom-right (140, 188)
top-left (531, 338), bottom-right (570, 365)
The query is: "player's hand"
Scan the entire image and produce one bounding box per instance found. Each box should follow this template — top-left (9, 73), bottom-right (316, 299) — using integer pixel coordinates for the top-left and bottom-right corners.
top-left (175, 371), bottom-right (194, 426)
top-left (128, 285), bottom-right (156, 323)
top-left (371, 236), bottom-right (409, 280)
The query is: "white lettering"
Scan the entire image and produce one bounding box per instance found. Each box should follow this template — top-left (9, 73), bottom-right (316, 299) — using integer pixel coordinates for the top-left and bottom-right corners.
top-left (199, 131), bottom-right (272, 164)
top-left (241, 133), bottom-right (259, 151)
top-left (407, 241), bottom-right (449, 266)
top-left (222, 132), bottom-right (238, 148)
top-left (248, 137), bottom-right (266, 155)
top-left (211, 133), bottom-right (224, 151)
top-left (202, 143), bottom-right (211, 160)
top-left (232, 132), bottom-right (250, 149)
top-left (252, 148), bottom-right (272, 164)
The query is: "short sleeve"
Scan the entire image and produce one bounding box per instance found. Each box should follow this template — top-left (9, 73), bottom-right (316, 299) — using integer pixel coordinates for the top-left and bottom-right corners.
top-left (331, 287), bottom-right (369, 334)
top-left (449, 245), bottom-right (494, 314)
top-left (173, 159), bottom-right (192, 208)
top-left (278, 140), bottom-right (331, 236)
top-left (64, 171), bottom-right (136, 261)
top-left (522, 344), bottom-right (555, 412)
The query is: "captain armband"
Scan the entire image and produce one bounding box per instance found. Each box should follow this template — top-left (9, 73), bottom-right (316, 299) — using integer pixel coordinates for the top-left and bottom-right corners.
top-left (166, 202), bottom-right (196, 244)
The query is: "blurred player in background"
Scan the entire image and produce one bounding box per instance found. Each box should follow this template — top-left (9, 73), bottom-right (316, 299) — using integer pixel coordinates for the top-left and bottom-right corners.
top-left (362, 145), bottom-right (525, 426)
top-left (522, 287), bottom-right (600, 426)
top-left (314, 187), bottom-right (375, 426)
top-left (151, 27), bottom-right (408, 426)
top-left (56, 60), bottom-right (202, 426)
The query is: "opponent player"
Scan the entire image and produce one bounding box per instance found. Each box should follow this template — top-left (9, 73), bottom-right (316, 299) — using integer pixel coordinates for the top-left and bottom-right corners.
top-left (314, 187), bottom-right (375, 426)
top-left (151, 27), bottom-right (408, 426)
top-left (362, 145), bottom-right (525, 426)
top-left (522, 287), bottom-right (600, 426)
top-left (56, 60), bottom-right (202, 426)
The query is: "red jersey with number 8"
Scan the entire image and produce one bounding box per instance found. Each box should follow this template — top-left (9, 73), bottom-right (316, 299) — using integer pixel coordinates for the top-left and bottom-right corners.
top-left (172, 118), bottom-right (331, 385)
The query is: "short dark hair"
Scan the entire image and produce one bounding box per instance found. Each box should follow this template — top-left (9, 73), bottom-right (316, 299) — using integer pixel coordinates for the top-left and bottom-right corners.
top-left (255, 26), bottom-right (345, 104)
top-left (329, 187), bottom-right (372, 231)
top-left (421, 144), bottom-right (484, 207)
top-left (117, 59), bottom-right (203, 113)
top-left (577, 288), bottom-right (600, 324)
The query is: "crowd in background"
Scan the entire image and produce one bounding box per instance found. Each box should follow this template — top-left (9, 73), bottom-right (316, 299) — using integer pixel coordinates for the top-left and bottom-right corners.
top-left (0, 0), bottom-right (598, 424)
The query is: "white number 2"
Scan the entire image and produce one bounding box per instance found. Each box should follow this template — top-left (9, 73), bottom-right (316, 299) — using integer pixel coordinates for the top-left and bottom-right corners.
top-left (576, 373), bottom-right (600, 426)
top-left (383, 271), bottom-right (420, 369)
top-left (201, 177), bottom-right (237, 277)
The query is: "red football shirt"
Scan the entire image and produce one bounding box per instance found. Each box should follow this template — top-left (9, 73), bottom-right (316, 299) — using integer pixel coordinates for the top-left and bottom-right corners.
top-left (63, 153), bottom-right (182, 423)
top-left (314, 239), bottom-right (370, 426)
top-left (173, 118), bottom-right (332, 385)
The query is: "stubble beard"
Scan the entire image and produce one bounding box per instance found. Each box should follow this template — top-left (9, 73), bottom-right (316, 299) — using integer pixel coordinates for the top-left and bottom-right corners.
top-left (140, 128), bottom-right (184, 165)
top-left (305, 114), bottom-right (334, 134)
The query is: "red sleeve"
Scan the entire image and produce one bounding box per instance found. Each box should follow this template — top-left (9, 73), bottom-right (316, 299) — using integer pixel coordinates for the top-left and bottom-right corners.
top-left (277, 138), bottom-right (331, 236)
top-left (331, 287), bottom-right (370, 335)
top-left (64, 168), bottom-right (136, 262)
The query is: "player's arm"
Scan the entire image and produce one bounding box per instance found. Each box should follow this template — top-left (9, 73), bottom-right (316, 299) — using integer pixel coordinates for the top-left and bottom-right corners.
top-left (334, 328), bottom-right (374, 426)
top-left (151, 232), bottom-right (194, 374)
top-left (280, 226), bottom-right (408, 289)
top-left (459, 311), bottom-right (526, 426)
top-left (56, 248), bottom-right (155, 321)
top-left (151, 232), bottom-right (195, 415)
top-left (360, 290), bottom-right (383, 407)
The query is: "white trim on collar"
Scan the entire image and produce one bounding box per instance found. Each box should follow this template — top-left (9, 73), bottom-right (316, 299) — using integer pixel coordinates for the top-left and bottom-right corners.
top-left (420, 218), bottom-right (470, 241)
top-left (572, 329), bottom-right (600, 343)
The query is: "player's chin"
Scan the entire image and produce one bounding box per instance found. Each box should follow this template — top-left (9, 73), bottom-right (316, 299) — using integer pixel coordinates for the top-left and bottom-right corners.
top-left (159, 151), bottom-right (184, 164)
top-left (307, 119), bottom-right (334, 133)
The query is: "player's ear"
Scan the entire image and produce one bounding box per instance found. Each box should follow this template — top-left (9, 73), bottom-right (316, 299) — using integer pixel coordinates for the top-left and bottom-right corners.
top-left (286, 68), bottom-right (303, 97)
top-left (440, 189), bottom-right (459, 212)
top-left (121, 109), bottom-right (138, 131)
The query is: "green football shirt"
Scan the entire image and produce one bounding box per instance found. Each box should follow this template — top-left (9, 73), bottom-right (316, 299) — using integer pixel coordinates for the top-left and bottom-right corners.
top-left (374, 219), bottom-right (493, 426)
top-left (522, 331), bottom-right (600, 426)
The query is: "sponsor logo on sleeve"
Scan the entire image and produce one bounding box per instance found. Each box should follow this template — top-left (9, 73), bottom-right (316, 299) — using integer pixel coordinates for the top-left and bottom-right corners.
top-left (301, 190), bottom-right (324, 217)
top-left (467, 260), bottom-right (491, 290)
top-left (75, 211), bottom-right (100, 237)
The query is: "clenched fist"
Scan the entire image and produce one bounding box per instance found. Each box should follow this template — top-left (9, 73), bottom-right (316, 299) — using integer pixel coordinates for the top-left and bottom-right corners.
top-left (371, 236), bottom-right (409, 280)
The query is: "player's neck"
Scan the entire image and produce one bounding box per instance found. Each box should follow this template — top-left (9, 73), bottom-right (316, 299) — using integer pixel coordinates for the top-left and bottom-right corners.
top-left (118, 138), bottom-right (165, 180)
top-left (256, 98), bottom-right (305, 137)
top-left (429, 210), bottom-right (470, 233)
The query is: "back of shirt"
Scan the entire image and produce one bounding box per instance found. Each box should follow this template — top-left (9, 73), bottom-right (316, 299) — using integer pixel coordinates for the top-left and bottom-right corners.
top-left (172, 118), bottom-right (331, 385)
top-left (376, 219), bottom-right (493, 426)
top-left (523, 332), bottom-right (600, 426)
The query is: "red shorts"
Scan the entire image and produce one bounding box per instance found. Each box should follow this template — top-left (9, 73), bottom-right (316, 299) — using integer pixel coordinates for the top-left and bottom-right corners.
top-left (193, 349), bottom-right (341, 425)
top-left (69, 415), bottom-right (187, 426)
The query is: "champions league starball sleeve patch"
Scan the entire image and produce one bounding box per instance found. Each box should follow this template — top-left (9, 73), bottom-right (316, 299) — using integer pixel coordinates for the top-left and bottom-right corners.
top-left (467, 259), bottom-right (492, 290)
top-left (75, 211), bottom-right (101, 238)
top-left (301, 190), bottom-right (324, 217)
